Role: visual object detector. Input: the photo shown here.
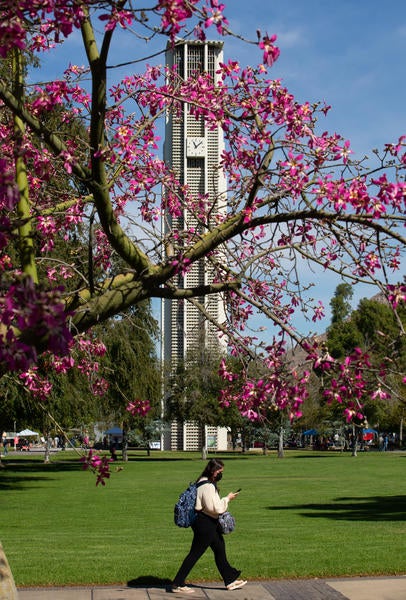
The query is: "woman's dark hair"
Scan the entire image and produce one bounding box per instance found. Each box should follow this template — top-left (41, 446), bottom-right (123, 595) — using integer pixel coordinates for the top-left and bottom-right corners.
top-left (198, 458), bottom-right (224, 482)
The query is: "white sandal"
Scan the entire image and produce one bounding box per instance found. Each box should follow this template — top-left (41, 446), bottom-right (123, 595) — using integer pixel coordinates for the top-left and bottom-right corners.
top-left (171, 585), bottom-right (195, 594)
top-left (227, 579), bottom-right (247, 591)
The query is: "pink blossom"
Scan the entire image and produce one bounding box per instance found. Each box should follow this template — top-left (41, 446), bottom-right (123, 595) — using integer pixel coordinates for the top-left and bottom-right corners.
top-left (371, 387), bottom-right (389, 400)
top-left (0, 17), bottom-right (27, 57)
top-left (80, 450), bottom-right (113, 486)
top-left (126, 398), bottom-right (151, 417)
top-left (99, 8), bottom-right (133, 32)
top-left (387, 284), bottom-right (406, 309)
top-left (259, 33), bottom-right (280, 67)
top-left (170, 255), bottom-right (192, 276)
top-left (203, 1), bottom-right (229, 34)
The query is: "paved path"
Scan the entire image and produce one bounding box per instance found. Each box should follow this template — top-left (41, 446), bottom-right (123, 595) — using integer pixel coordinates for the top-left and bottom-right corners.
top-left (17, 576), bottom-right (406, 600)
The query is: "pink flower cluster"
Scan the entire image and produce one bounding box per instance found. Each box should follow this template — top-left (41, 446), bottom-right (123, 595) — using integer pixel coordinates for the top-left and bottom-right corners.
top-left (218, 330), bottom-right (404, 426)
top-left (387, 284), bottom-right (406, 308)
top-left (306, 344), bottom-right (382, 423)
top-left (0, 1), bottom-right (86, 56)
top-left (15, 334), bottom-right (107, 403)
top-left (0, 277), bottom-right (72, 372)
top-left (158, 0), bottom-right (228, 42)
top-left (259, 33), bottom-right (280, 67)
top-left (126, 398), bottom-right (151, 417)
top-left (80, 450), bottom-right (113, 486)
top-left (218, 344), bottom-right (309, 422)
top-left (0, 0), bottom-right (232, 57)
top-left (19, 368), bottom-right (53, 401)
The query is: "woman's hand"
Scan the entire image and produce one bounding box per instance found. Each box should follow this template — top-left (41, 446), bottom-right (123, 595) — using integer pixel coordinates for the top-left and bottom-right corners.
top-left (227, 491), bottom-right (240, 501)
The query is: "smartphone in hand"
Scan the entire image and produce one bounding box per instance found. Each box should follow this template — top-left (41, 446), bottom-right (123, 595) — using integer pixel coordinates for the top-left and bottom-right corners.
top-left (234, 488), bottom-right (242, 493)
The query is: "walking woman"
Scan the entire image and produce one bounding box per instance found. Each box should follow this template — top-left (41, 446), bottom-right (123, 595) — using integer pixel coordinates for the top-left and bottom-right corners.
top-left (171, 458), bottom-right (247, 594)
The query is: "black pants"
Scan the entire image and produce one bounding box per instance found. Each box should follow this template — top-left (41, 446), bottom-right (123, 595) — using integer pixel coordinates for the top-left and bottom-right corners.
top-left (173, 512), bottom-right (240, 587)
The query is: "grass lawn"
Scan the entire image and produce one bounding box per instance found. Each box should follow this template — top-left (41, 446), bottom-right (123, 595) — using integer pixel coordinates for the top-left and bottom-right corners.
top-left (1, 449), bottom-right (405, 587)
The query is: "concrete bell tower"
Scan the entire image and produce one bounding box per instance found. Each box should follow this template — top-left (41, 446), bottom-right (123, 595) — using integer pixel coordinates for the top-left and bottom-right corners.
top-left (162, 41), bottom-right (228, 451)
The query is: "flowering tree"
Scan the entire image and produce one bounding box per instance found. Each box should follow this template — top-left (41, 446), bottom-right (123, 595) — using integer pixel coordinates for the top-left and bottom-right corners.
top-left (0, 1), bottom-right (405, 465)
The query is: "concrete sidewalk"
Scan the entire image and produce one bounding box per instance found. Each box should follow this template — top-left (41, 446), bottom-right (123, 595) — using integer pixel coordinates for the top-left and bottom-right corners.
top-left (17, 576), bottom-right (406, 599)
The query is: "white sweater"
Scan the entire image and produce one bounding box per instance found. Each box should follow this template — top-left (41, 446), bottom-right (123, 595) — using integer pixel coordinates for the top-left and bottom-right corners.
top-left (195, 477), bottom-right (229, 518)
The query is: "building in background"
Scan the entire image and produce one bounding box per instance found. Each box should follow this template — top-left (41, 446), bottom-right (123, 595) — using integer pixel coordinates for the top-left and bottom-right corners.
top-left (161, 40), bottom-right (228, 451)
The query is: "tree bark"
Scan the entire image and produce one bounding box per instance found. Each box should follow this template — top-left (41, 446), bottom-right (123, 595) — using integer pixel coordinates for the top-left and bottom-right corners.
top-left (122, 424), bottom-right (128, 462)
top-left (351, 424), bottom-right (358, 457)
top-left (0, 542), bottom-right (19, 600)
top-left (43, 435), bottom-right (51, 464)
top-left (201, 424), bottom-right (207, 460)
top-left (278, 426), bottom-right (284, 458)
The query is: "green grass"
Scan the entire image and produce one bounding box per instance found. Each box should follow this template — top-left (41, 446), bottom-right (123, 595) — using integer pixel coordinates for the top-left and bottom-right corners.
top-left (1, 449), bottom-right (405, 586)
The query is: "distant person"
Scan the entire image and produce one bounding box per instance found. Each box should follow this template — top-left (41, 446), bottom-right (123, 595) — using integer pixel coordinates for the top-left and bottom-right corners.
top-left (110, 443), bottom-right (118, 461)
top-left (2, 432), bottom-right (8, 455)
top-left (171, 458), bottom-right (246, 594)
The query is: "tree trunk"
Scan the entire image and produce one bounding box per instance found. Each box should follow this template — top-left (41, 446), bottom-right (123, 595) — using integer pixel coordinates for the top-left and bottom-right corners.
top-left (351, 425), bottom-right (358, 457)
top-left (278, 426), bottom-right (284, 458)
top-left (43, 435), bottom-right (51, 463)
top-left (0, 541), bottom-right (19, 599)
top-left (201, 424), bottom-right (207, 460)
top-left (122, 424), bottom-right (128, 462)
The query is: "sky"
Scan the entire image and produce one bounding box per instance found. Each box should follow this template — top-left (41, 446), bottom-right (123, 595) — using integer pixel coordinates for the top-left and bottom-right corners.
top-left (228, 0), bottom-right (406, 155)
top-left (222, 1), bottom-right (406, 338)
top-left (34, 0), bottom-right (406, 339)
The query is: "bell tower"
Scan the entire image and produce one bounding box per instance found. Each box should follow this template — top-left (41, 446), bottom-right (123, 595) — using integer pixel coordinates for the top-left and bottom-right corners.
top-left (162, 41), bottom-right (228, 451)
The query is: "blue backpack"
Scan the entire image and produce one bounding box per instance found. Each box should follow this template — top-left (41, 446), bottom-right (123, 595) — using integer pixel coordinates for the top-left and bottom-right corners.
top-left (174, 480), bottom-right (209, 528)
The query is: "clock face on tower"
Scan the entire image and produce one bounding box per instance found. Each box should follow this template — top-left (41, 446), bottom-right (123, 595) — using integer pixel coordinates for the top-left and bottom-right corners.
top-left (186, 137), bottom-right (206, 157)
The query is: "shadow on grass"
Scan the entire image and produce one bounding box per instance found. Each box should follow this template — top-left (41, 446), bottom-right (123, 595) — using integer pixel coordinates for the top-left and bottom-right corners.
top-left (0, 473), bottom-right (52, 490)
top-left (126, 456), bottom-right (197, 462)
top-left (0, 457), bottom-right (84, 490)
top-left (267, 495), bottom-right (406, 521)
top-left (61, 453), bottom-right (196, 464)
top-left (1, 458), bottom-right (82, 471)
top-left (126, 454), bottom-right (252, 462)
top-left (127, 576), bottom-right (172, 588)
top-left (291, 453), bottom-right (352, 458)
top-left (291, 451), bottom-right (406, 458)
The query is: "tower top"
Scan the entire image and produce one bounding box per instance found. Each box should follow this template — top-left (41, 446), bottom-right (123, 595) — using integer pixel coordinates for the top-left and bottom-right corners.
top-left (166, 39), bottom-right (224, 50)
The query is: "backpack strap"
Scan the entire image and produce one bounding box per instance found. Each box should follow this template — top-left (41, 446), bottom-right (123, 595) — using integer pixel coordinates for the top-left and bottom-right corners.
top-left (196, 480), bottom-right (211, 489)
top-left (195, 480), bottom-right (210, 514)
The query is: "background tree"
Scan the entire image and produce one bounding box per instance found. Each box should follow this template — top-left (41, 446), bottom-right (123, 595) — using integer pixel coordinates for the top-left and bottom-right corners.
top-left (330, 283), bottom-right (353, 324)
top-left (0, 299), bottom-right (160, 456)
top-left (327, 284), bottom-right (363, 358)
top-left (325, 291), bottom-right (405, 445)
top-left (353, 296), bottom-right (405, 438)
top-left (96, 302), bottom-right (161, 460)
top-left (165, 343), bottom-right (238, 458)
